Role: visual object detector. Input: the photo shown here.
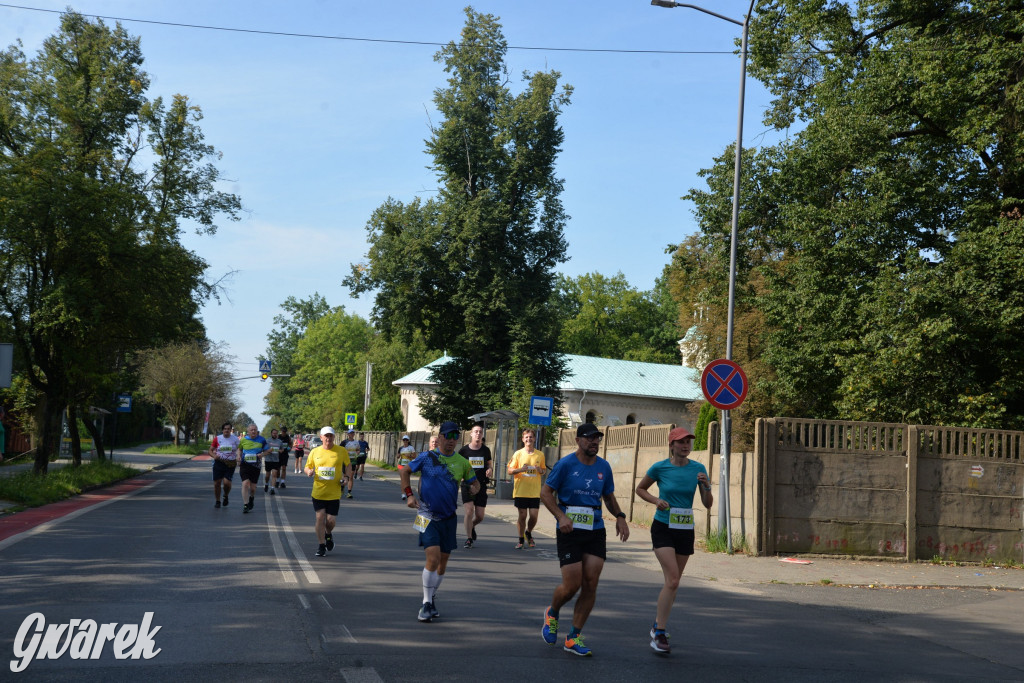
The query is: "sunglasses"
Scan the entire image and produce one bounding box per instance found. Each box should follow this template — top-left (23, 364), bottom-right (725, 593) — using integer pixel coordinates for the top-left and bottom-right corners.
top-left (442, 431), bottom-right (461, 440)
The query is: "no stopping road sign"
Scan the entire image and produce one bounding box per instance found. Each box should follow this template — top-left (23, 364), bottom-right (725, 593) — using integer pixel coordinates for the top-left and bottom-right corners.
top-left (701, 359), bottom-right (748, 410)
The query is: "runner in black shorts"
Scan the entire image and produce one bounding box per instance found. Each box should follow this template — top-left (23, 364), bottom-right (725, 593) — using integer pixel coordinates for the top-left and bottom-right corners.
top-left (539, 423), bottom-right (629, 657)
top-left (277, 426), bottom-right (291, 489)
top-left (460, 422), bottom-right (491, 548)
top-left (634, 427), bottom-right (712, 655)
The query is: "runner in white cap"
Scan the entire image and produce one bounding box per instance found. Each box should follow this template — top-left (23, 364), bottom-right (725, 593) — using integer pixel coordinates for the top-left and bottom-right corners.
top-left (303, 426), bottom-right (351, 557)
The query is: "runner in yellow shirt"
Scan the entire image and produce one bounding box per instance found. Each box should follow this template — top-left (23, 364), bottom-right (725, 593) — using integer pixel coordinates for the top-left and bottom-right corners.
top-left (304, 426), bottom-right (351, 557)
top-left (507, 428), bottom-right (546, 549)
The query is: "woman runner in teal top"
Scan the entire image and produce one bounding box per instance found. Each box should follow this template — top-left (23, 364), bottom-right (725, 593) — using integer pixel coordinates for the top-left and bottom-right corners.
top-left (635, 427), bottom-right (713, 655)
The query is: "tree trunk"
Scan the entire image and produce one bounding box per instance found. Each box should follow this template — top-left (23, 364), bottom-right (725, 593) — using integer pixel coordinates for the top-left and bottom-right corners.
top-left (173, 420), bottom-right (181, 446)
top-left (69, 405), bottom-right (82, 466)
top-left (34, 396), bottom-right (64, 475)
top-left (82, 416), bottom-right (106, 460)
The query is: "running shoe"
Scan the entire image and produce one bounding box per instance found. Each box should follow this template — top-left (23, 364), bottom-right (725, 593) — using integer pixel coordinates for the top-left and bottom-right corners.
top-left (526, 531), bottom-right (535, 548)
top-left (515, 540), bottom-right (525, 549)
top-left (325, 534), bottom-right (334, 552)
top-left (649, 622), bottom-right (671, 639)
top-left (564, 634), bottom-right (591, 656)
top-left (242, 504), bottom-right (250, 514)
top-left (279, 482), bottom-right (286, 489)
top-left (429, 599), bottom-right (439, 618)
top-left (315, 544), bottom-right (326, 557)
top-left (222, 495), bottom-right (229, 506)
top-left (417, 603), bottom-right (433, 622)
top-left (214, 500), bottom-right (221, 508)
top-left (270, 488), bottom-right (276, 495)
top-left (264, 484), bottom-right (269, 492)
top-left (464, 539), bottom-right (474, 549)
top-left (650, 630), bottom-right (670, 654)
top-left (346, 492), bottom-right (353, 499)
top-left (542, 607), bottom-right (558, 645)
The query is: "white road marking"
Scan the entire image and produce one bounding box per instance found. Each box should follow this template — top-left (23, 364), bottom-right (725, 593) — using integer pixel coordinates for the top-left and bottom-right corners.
top-left (273, 493), bottom-right (321, 584)
top-left (298, 593), bottom-right (311, 609)
top-left (266, 493), bottom-right (298, 583)
top-left (0, 480), bottom-right (161, 551)
top-left (317, 594), bottom-right (333, 609)
top-left (323, 624), bottom-right (358, 644)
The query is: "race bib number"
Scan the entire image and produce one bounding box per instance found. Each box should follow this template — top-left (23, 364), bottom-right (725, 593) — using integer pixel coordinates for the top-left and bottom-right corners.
top-left (469, 456), bottom-right (485, 469)
top-left (565, 506), bottom-right (595, 531)
top-left (669, 507), bottom-right (694, 530)
top-left (316, 466), bottom-right (335, 480)
top-left (218, 445), bottom-right (233, 453)
top-left (413, 514), bottom-right (430, 533)
top-left (243, 454), bottom-right (258, 463)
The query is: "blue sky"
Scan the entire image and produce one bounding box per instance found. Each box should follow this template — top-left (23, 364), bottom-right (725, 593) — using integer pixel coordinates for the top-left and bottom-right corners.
top-left (1, 1), bottom-right (781, 427)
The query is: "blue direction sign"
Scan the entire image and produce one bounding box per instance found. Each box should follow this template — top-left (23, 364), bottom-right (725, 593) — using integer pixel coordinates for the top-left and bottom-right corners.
top-left (529, 396), bottom-right (554, 426)
top-left (701, 359), bottom-right (748, 411)
top-left (116, 394), bottom-right (132, 413)
top-left (259, 359), bottom-right (272, 373)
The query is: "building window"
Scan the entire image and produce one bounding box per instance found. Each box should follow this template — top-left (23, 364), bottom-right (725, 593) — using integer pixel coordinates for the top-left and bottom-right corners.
top-left (401, 398), bottom-right (409, 425)
top-left (626, 414), bottom-right (637, 425)
top-left (585, 411), bottom-right (596, 424)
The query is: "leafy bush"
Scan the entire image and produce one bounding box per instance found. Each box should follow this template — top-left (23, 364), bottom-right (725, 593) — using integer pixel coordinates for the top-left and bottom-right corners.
top-left (0, 460), bottom-right (140, 507)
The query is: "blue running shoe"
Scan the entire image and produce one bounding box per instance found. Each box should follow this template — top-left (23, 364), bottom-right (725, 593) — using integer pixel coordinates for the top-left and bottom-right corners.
top-left (564, 633), bottom-right (591, 657)
top-left (542, 607), bottom-right (558, 645)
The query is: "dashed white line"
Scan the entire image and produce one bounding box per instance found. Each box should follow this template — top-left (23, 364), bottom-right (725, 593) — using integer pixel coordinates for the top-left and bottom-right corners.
top-left (317, 594), bottom-right (333, 609)
top-left (273, 494), bottom-right (321, 584)
top-left (298, 593), bottom-right (310, 609)
top-left (265, 493), bottom-right (298, 583)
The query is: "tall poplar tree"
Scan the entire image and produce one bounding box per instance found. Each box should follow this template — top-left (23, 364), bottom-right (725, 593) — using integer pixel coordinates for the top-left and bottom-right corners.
top-left (345, 8), bottom-right (572, 425)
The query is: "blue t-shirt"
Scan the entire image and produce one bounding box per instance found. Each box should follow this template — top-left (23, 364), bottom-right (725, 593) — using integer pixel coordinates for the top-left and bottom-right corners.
top-left (645, 458), bottom-right (707, 525)
top-left (358, 440), bottom-right (369, 455)
top-left (544, 454), bottom-right (615, 531)
top-left (409, 450), bottom-right (477, 521)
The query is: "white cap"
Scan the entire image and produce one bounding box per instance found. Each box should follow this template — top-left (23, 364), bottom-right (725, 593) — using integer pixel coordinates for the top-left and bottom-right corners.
top-left (320, 426), bottom-right (335, 436)
top-left (402, 434), bottom-right (410, 440)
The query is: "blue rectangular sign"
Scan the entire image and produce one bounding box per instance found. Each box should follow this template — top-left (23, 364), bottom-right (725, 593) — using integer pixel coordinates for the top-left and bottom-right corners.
top-left (529, 396), bottom-right (554, 427)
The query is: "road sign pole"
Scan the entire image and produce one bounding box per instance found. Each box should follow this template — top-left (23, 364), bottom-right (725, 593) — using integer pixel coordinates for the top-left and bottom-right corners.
top-left (701, 358), bottom-right (747, 555)
top-left (720, 410), bottom-right (732, 553)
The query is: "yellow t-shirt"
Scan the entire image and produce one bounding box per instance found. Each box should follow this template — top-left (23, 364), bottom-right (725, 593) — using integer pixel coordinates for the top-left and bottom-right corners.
top-left (508, 448), bottom-right (546, 498)
top-left (307, 445), bottom-right (350, 501)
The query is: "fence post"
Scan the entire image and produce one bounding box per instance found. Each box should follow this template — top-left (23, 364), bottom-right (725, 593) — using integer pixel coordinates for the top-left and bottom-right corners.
top-left (762, 418), bottom-right (777, 556)
top-left (628, 423), bottom-right (641, 522)
top-left (906, 424), bottom-right (919, 561)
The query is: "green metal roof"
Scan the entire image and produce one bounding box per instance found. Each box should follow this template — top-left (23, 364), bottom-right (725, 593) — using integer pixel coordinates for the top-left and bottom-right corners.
top-left (393, 354), bottom-right (701, 401)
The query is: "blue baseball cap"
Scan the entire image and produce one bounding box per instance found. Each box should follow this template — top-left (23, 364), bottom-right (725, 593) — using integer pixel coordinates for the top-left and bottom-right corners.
top-left (438, 420), bottom-right (461, 437)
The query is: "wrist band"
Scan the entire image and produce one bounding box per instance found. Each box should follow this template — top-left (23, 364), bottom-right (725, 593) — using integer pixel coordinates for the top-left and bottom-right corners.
top-left (404, 486), bottom-right (413, 497)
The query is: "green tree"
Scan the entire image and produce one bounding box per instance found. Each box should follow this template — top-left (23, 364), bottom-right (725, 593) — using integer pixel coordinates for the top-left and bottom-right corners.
top-left (345, 8), bottom-right (571, 427)
top-left (672, 2), bottom-right (1024, 430)
top-left (287, 308), bottom-right (374, 429)
top-left (138, 341), bottom-right (236, 445)
top-left (263, 294), bottom-right (332, 427)
top-left (0, 13), bottom-right (240, 472)
top-left (553, 271), bottom-right (679, 364)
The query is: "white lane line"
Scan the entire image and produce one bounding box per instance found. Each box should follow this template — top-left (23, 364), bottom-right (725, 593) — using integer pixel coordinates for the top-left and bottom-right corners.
top-left (265, 495), bottom-right (298, 583)
top-left (323, 624), bottom-right (358, 644)
top-left (0, 480), bottom-right (161, 551)
top-left (273, 493), bottom-right (321, 584)
top-left (317, 594), bottom-right (332, 609)
top-left (339, 667), bottom-right (380, 681)
top-left (298, 593), bottom-right (311, 609)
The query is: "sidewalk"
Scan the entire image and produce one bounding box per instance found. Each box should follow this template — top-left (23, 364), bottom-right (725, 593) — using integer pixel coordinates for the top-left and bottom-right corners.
top-left (367, 463), bottom-right (1024, 592)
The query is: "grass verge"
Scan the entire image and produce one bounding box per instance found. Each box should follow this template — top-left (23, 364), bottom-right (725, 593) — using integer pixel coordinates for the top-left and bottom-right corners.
top-left (702, 527), bottom-right (753, 555)
top-left (144, 441), bottom-right (209, 456)
top-left (0, 460), bottom-right (140, 508)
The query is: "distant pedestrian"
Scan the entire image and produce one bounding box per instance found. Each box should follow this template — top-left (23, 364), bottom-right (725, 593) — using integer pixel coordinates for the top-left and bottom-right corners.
top-left (397, 435), bottom-right (416, 470)
top-left (342, 428), bottom-right (359, 498)
top-left (400, 420), bottom-right (479, 622)
top-left (539, 423), bottom-right (630, 657)
top-left (508, 428), bottom-right (545, 549)
top-left (239, 424), bottom-right (268, 513)
top-left (292, 432), bottom-right (306, 474)
top-left (460, 422), bottom-right (492, 548)
top-left (208, 422), bottom-right (239, 508)
top-left (304, 426), bottom-right (351, 557)
top-left (277, 426), bottom-right (292, 489)
top-left (264, 428), bottom-right (284, 494)
top-left (353, 431), bottom-right (370, 480)
top-left (634, 427), bottom-right (712, 655)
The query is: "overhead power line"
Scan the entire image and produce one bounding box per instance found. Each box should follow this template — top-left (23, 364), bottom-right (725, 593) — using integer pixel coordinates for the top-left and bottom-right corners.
top-left (0, 2), bottom-right (738, 55)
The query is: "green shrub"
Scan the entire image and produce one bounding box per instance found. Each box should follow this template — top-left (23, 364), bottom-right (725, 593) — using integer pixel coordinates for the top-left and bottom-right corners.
top-left (144, 441), bottom-right (209, 455)
top-left (0, 460), bottom-right (140, 507)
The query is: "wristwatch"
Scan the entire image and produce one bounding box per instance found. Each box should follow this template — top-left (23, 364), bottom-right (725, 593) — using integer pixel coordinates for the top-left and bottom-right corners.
top-left (615, 512), bottom-right (626, 519)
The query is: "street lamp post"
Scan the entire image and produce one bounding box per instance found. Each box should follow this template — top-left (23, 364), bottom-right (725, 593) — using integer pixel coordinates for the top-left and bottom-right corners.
top-left (652, 0), bottom-right (755, 553)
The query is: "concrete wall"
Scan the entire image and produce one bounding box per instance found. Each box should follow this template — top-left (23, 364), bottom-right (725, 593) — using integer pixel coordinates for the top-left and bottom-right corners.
top-left (761, 418), bottom-right (1024, 563)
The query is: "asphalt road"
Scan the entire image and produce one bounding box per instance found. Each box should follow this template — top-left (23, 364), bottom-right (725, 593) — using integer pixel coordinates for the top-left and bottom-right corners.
top-left (2, 458), bottom-right (1023, 682)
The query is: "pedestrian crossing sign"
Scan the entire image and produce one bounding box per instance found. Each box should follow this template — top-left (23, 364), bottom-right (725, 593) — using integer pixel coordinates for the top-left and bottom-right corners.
top-left (259, 359), bottom-right (271, 373)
